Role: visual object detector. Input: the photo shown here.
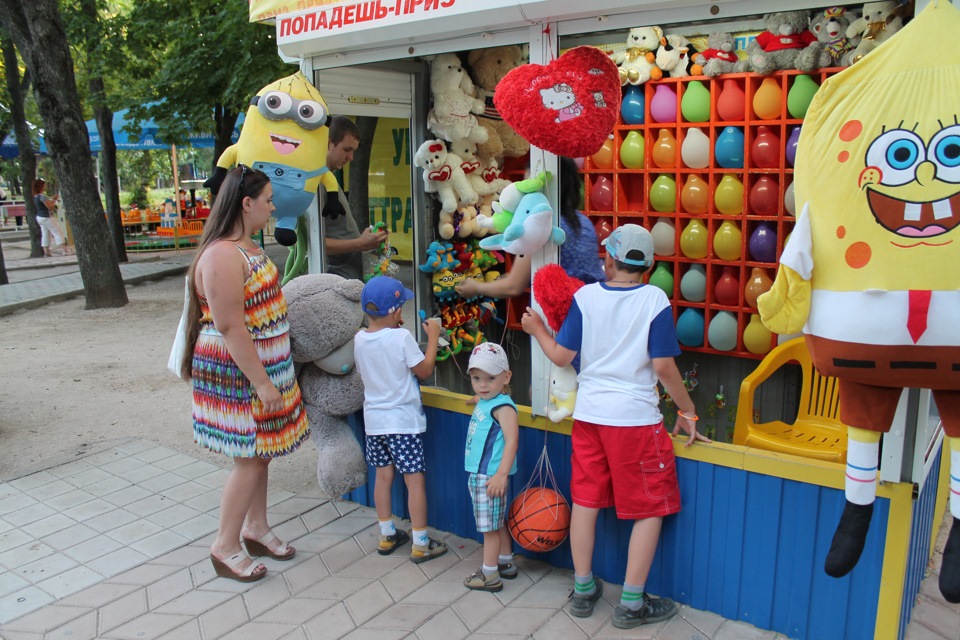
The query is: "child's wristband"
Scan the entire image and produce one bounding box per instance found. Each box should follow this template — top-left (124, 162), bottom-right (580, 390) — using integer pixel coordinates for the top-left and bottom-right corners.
top-left (677, 410), bottom-right (698, 421)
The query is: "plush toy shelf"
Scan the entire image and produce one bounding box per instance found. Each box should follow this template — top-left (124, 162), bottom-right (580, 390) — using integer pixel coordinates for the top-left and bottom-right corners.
top-left (582, 69), bottom-right (842, 359)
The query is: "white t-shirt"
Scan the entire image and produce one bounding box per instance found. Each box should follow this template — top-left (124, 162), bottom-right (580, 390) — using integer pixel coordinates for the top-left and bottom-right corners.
top-left (556, 283), bottom-right (680, 426)
top-left (353, 327), bottom-right (427, 435)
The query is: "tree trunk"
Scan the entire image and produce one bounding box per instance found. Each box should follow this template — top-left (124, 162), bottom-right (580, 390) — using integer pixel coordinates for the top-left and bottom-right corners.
top-left (0, 240), bottom-right (8, 285)
top-left (0, 0), bottom-right (127, 308)
top-left (90, 77), bottom-right (126, 262)
top-left (0, 28), bottom-right (42, 257)
top-left (212, 103), bottom-right (239, 171)
top-left (350, 116), bottom-right (378, 230)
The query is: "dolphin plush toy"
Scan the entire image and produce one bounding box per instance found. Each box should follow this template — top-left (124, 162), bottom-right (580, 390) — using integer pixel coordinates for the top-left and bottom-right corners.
top-left (479, 190), bottom-right (565, 256)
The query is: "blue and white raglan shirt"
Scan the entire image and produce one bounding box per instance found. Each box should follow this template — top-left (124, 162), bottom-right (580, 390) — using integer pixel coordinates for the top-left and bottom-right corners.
top-left (555, 283), bottom-right (680, 426)
top-left (465, 394), bottom-right (519, 476)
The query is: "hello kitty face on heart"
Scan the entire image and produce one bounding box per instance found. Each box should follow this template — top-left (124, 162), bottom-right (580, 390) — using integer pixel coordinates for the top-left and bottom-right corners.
top-left (540, 83), bottom-right (576, 110)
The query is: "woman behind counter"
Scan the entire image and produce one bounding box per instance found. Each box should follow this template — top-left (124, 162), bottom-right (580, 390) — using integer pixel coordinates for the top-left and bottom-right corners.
top-left (456, 157), bottom-right (604, 300)
top-left (179, 165), bottom-right (308, 582)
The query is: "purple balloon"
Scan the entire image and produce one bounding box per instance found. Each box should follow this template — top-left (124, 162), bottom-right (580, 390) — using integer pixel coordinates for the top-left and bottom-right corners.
top-left (749, 222), bottom-right (778, 263)
top-left (786, 126), bottom-right (801, 167)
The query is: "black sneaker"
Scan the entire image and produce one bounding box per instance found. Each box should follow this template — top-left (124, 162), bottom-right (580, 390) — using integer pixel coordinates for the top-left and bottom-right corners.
top-left (377, 529), bottom-right (410, 556)
top-left (568, 578), bottom-right (604, 618)
top-left (612, 593), bottom-right (677, 628)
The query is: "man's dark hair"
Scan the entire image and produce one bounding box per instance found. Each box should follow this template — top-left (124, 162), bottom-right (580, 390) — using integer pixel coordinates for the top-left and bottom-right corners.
top-left (329, 116), bottom-right (361, 145)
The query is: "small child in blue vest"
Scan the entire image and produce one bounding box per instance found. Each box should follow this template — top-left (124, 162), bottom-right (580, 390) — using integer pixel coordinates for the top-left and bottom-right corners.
top-left (462, 342), bottom-right (520, 592)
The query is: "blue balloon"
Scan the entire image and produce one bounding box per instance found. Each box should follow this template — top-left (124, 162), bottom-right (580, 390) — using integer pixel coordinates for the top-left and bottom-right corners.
top-left (714, 126), bottom-right (745, 169)
top-left (621, 85), bottom-right (645, 125)
top-left (676, 308), bottom-right (705, 347)
top-left (786, 126), bottom-right (801, 167)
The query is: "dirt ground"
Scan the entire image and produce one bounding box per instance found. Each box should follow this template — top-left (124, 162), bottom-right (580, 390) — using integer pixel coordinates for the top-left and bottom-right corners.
top-left (0, 239), bottom-right (318, 492)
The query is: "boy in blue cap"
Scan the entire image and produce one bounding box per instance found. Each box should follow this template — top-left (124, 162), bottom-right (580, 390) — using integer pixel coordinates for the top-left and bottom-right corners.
top-left (354, 276), bottom-right (448, 563)
top-left (522, 224), bottom-right (709, 628)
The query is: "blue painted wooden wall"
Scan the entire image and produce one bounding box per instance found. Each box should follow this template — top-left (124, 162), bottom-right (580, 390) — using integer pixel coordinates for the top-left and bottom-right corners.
top-left (899, 449), bottom-right (942, 639)
top-left (345, 407), bottom-right (890, 640)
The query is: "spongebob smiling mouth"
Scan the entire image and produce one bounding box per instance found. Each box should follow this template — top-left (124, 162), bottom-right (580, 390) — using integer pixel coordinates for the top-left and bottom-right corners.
top-left (867, 188), bottom-right (960, 239)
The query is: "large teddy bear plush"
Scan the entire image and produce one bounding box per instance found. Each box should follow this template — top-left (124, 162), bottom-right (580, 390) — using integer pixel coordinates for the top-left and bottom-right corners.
top-left (282, 274), bottom-right (368, 499)
top-left (842, 1), bottom-right (906, 65)
top-left (798, 6), bottom-right (859, 69)
top-left (736, 11), bottom-right (820, 75)
top-left (611, 27), bottom-right (664, 85)
top-left (426, 53), bottom-right (488, 144)
top-left (467, 46), bottom-right (530, 159)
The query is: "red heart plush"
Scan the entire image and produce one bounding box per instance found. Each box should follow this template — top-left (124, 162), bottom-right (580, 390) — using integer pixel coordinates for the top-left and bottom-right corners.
top-left (460, 161), bottom-right (480, 175)
top-left (494, 46), bottom-right (621, 158)
top-left (428, 165), bottom-right (451, 182)
top-left (482, 167), bottom-right (498, 183)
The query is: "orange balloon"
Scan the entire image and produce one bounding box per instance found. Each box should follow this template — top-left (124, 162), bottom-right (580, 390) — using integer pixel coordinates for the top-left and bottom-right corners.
top-left (680, 174), bottom-right (709, 214)
top-left (752, 77), bottom-right (782, 120)
top-left (652, 129), bottom-right (677, 168)
top-left (592, 137), bottom-right (614, 169)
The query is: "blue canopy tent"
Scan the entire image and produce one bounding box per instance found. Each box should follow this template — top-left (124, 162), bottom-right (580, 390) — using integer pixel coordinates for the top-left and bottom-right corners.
top-left (1, 135), bottom-right (20, 160)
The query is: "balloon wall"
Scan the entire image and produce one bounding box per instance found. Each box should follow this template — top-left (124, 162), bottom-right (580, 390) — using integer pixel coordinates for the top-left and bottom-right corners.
top-left (582, 70), bottom-right (833, 358)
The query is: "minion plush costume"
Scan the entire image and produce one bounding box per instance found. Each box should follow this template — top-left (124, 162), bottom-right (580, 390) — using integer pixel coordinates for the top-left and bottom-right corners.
top-left (758, 1), bottom-right (960, 602)
top-left (203, 72), bottom-right (345, 246)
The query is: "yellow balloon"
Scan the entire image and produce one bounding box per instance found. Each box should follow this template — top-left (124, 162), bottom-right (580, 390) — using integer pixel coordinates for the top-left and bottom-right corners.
top-left (680, 218), bottom-right (708, 259)
top-left (592, 137), bottom-right (614, 169)
top-left (620, 131), bottom-right (645, 169)
top-left (713, 220), bottom-right (742, 261)
top-left (743, 313), bottom-right (774, 355)
top-left (752, 77), bottom-right (782, 120)
top-left (714, 174), bottom-right (744, 215)
top-left (681, 174), bottom-right (709, 214)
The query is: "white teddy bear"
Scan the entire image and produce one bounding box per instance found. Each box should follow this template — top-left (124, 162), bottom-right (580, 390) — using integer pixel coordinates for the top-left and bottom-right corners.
top-left (611, 27), bottom-right (665, 85)
top-left (843, 1), bottom-right (905, 65)
top-left (545, 364), bottom-right (578, 423)
top-left (426, 53), bottom-right (489, 144)
top-left (414, 139), bottom-right (479, 215)
top-left (447, 136), bottom-right (510, 198)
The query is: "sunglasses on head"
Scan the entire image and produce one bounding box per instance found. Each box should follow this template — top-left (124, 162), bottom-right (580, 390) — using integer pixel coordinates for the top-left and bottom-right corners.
top-left (237, 164), bottom-right (250, 197)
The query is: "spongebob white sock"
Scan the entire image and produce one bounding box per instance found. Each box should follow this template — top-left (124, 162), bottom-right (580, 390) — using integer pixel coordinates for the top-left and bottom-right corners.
top-left (845, 429), bottom-right (880, 506)
top-left (950, 437), bottom-right (960, 519)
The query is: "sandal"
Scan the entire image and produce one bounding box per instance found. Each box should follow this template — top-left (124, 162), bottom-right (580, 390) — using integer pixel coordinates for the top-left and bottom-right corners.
top-left (210, 551), bottom-right (267, 582)
top-left (243, 530), bottom-right (296, 561)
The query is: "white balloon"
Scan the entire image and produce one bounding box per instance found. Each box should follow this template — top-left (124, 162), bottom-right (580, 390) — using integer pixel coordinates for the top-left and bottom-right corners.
top-left (651, 218), bottom-right (676, 256)
top-left (680, 264), bottom-right (706, 302)
top-left (681, 127), bottom-right (710, 169)
top-left (784, 180), bottom-right (796, 216)
top-left (707, 311), bottom-right (739, 351)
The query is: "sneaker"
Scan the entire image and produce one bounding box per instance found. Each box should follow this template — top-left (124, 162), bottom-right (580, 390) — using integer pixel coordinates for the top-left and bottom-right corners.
top-left (410, 537), bottom-right (448, 563)
top-left (464, 568), bottom-right (503, 592)
top-left (498, 562), bottom-right (518, 579)
top-left (568, 577), bottom-right (604, 618)
top-left (378, 529), bottom-right (410, 556)
top-left (612, 593), bottom-right (678, 629)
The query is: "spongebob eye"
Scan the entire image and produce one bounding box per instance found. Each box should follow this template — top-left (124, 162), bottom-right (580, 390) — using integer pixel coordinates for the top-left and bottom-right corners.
top-left (866, 129), bottom-right (925, 186)
top-left (262, 91), bottom-right (292, 115)
top-left (928, 125), bottom-right (960, 184)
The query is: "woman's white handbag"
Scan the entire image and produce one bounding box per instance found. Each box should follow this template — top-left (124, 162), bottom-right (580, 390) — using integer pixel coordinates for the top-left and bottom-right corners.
top-left (167, 276), bottom-right (190, 378)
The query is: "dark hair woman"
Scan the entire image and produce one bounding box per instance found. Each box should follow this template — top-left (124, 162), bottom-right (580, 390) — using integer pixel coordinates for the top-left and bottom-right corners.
top-left (181, 165), bottom-right (307, 582)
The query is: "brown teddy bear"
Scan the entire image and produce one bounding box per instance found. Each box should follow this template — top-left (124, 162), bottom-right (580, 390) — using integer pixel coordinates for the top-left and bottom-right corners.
top-left (467, 45), bottom-right (530, 159)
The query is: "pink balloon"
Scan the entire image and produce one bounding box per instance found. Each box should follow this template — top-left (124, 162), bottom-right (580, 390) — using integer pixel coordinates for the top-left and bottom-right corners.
top-left (590, 176), bottom-right (614, 211)
top-left (574, 157), bottom-right (585, 170)
top-left (650, 85), bottom-right (678, 124)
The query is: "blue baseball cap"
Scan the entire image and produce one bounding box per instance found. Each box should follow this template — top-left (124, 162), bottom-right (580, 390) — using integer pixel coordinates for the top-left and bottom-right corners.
top-left (602, 224), bottom-right (654, 267)
top-left (361, 276), bottom-right (414, 316)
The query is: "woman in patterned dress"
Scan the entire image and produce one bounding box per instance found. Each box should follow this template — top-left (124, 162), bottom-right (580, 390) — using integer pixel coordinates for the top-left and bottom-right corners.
top-left (179, 165), bottom-right (308, 582)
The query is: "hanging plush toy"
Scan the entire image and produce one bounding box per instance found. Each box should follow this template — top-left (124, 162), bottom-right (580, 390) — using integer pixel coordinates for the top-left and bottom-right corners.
top-left (757, 0), bottom-right (960, 603)
top-left (203, 72), bottom-right (343, 246)
top-left (479, 186), bottom-right (565, 256)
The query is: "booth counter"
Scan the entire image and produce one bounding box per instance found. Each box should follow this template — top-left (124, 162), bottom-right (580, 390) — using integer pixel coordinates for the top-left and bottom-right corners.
top-left (343, 390), bottom-right (949, 640)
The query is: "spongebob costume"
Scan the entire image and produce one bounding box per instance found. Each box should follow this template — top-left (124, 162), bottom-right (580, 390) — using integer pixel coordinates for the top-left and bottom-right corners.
top-left (203, 72), bottom-right (344, 247)
top-left (758, 1), bottom-right (960, 603)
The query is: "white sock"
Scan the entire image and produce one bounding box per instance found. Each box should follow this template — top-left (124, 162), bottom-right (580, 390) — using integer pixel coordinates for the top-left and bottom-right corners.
top-left (951, 446), bottom-right (960, 519)
top-left (482, 564), bottom-right (499, 577)
top-left (498, 554), bottom-right (514, 565)
top-left (413, 528), bottom-right (429, 546)
top-left (845, 438), bottom-right (879, 505)
top-left (379, 519), bottom-right (396, 536)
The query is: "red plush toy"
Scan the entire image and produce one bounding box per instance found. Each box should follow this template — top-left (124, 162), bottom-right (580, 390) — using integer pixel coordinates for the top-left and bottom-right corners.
top-left (494, 46), bottom-right (621, 158)
top-left (532, 264), bottom-right (585, 332)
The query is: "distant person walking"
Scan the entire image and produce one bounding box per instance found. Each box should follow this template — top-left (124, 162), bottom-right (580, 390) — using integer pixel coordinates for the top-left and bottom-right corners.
top-left (32, 179), bottom-right (69, 257)
top-left (180, 165), bottom-right (308, 583)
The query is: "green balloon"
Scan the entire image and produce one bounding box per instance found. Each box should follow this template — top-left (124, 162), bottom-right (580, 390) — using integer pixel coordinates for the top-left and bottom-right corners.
top-left (681, 80), bottom-right (711, 123)
top-left (620, 130), bottom-right (645, 169)
top-left (649, 174), bottom-right (677, 213)
top-left (649, 262), bottom-right (674, 298)
top-left (787, 74), bottom-right (819, 119)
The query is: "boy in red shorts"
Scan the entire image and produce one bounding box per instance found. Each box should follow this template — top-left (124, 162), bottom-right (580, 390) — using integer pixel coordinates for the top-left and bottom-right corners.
top-left (522, 224), bottom-right (709, 628)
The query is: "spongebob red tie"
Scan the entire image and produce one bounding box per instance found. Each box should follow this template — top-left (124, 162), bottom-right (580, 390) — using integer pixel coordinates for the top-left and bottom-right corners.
top-left (907, 290), bottom-right (931, 344)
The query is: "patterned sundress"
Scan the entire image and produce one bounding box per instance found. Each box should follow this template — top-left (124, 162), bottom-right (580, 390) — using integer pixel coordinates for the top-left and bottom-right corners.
top-left (191, 243), bottom-right (308, 458)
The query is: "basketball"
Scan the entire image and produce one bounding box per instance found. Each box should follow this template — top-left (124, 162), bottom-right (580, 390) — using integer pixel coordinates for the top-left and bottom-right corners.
top-left (507, 486), bottom-right (571, 552)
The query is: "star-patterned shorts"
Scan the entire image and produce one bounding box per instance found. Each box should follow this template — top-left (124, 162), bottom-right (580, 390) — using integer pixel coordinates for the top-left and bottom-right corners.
top-left (364, 433), bottom-right (426, 474)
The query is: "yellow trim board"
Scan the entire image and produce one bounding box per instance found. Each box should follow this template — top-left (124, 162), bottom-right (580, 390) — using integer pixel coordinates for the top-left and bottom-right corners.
top-left (875, 481), bottom-right (914, 640)
top-left (423, 388), bottom-right (899, 497)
